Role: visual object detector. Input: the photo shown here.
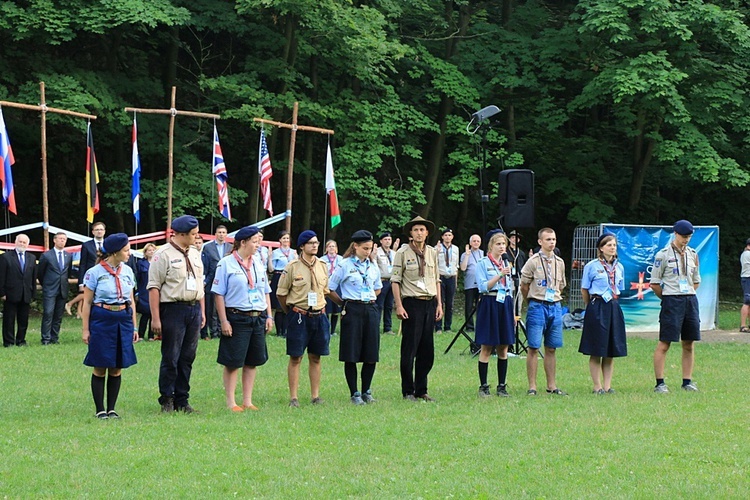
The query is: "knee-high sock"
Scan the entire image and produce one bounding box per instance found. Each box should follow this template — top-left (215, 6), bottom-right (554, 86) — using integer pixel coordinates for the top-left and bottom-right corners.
top-left (344, 362), bottom-right (358, 396)
top-left (106, 374), bottom-right (122, 412)
top-left (497, 358), bottom-right (508, 386)
top-left (274, 311), bottom-right (285, 335)
top-left (361, 363), bottom-right (376, 394)
top-left (478, 361), bottom-right (488, 386)
top-left (91, 374), bottom-right (105, 413)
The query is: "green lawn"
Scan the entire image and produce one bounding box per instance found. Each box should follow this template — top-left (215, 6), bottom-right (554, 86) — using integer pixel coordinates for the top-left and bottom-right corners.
top-left (0, 313), bottom-right (748, 498)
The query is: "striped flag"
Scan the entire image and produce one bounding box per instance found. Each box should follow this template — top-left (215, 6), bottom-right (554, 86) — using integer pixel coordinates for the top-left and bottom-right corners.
top-left (258, 128), bottom-right (273, 216)
top-left (213, 125), bottom-right (231, 220)
top-left (85, 122), bottom-right (100, 223)
top-left (325, 142), bottom-right (340, 228)
top-left (131, 115), bottom-right (141, 224)
top-left (0, 107), bottom-right (17, 214)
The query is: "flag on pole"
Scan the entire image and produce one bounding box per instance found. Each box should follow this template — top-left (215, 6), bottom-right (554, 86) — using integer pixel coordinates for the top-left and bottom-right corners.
top-left (325, 142), bottom-right (340, 228)
top-left (131, 115), bottom-right (141, 224)
top-left (0, 107), bottom-right (17, 215)
top-left (213, 125), bottom-right (231, 220)
top-left (258, 128), bottom-right (273, 216)
top-left (85, 122), bottom-right (100, 223)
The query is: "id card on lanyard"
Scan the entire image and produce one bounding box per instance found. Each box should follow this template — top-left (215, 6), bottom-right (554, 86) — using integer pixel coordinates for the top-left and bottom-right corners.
top-left (541, 255), bottom-right (557, 302)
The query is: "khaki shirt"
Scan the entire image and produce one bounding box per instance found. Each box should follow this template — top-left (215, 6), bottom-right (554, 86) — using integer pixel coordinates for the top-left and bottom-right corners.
top-left (520, 252), bottom-right (566, 302)
top-left (390, 245), bottom-right (440, 298)
top-left (147, 244), bottom-right (205, 302)
top-left (375, 247), bottom-right (395, 279)
top-left (276, 257), bottom-right (330, 311)
top-left (651, 244), bottom-right (700, 295)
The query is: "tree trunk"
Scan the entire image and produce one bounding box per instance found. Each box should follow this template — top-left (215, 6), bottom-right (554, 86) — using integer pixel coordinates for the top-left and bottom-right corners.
top-left (628, 111), bottom-right (661, 210)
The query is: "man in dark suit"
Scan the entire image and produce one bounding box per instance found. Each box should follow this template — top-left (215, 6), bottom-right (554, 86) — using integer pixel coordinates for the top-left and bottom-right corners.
top-left (200, 225), bottom-right (229, 339)
top-left (77, 221), bottom-right (106, 290)
top-left (38, 232), bottom-right (72, 345)
top-left (0, 234), bottom-right (37, 347)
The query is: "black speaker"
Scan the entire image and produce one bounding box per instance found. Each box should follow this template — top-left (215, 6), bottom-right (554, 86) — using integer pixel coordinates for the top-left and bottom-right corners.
top-left (498, 169), bottom-right (535, 228)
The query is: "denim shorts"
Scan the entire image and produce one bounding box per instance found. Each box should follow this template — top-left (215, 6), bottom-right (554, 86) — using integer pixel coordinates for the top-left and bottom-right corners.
top-left (525, 300), bottom-right (563, 349)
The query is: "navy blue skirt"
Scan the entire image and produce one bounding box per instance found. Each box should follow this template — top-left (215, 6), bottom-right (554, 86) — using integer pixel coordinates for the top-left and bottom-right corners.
top-left (474, 294), bottom-right (515, 346)
top-left (84, 306), bottom-right (137, 368)
top-left (270, 271), bottom-right (283, 309)
top-left (579, 297), bottom-right (627, 357)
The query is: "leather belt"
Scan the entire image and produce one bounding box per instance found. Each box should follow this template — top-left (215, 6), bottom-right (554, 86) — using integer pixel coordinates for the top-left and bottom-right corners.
top-left (405, 296), bottom-right (435, 301)
top-left (529, 298), bottom-right (560, 305)
top-left (171, 300), bottom-right (198, 306)
top-left (591, 294), bottom-right (618, 301)
top-left (291, 306), bottom-right (323, 316)
top-left (345, 300), bottom-right (376, 305)
top-left (227, 309), bottom-right (263, 316)
top-left (94, 303), bottom-right (130, 312)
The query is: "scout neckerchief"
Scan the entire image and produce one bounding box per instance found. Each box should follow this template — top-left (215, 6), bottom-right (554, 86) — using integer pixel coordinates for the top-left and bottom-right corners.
top-left (441, 242), bottom-right (451, 267)
top-left (299, 254), bottom-right (320, 290)
top-left (599, 257), bottom-right (618, 296)
top-left (671, 244), bottom-right (687, 276)
top-left (487, 253), bottom-right (508, 289)
top-left (100, 260), bottom-right (124, 301)
top-left (352, 256), bottom-right (371, 287)
top-left (233, 251), bottom-right (255, 288)
top-left (409, 242), bottom-right (426, 277)
top-left (280, 246), bottom-right (290, 260)
top-left (170, 241), bottom-right (195, 278)
top-left (384, 247), bottom-right (393, 265)
top-left (539, 251), bottom-right (557, 288)
top-left (326, 253), bottom-right (338, 275)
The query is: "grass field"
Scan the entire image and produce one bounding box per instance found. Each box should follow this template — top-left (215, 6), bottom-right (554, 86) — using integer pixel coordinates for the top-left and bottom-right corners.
top-left (1, 310), bottom-right (748, 498)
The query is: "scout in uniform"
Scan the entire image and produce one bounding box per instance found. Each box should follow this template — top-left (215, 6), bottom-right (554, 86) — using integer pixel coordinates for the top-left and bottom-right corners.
top-left (148, 215), bottom-right (205, 413)
top-left (519, 227), bottom-right (567, 396)
top-left (269, 231), bottom-right (297, 337)
top-left (651, 220), bottom-right (701, 393)
top-left (276, 230), bottom-right (330, 407)
top-left (459, 234), bottom-right (483, 332)
top-left (375, 232), bottom-right (398, 334)
top-left (391, 216), bottom-right (443, 402)
top-left (435, 228), bottom-right (459, 333)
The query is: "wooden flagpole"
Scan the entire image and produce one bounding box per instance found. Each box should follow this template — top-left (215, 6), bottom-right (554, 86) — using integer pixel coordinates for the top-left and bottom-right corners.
top-left (253, 101), bottom-right (334, 233)
top-left (125, 86), bottom-right (221, 236)
top-left (0, 81), bottom-right (97, 249)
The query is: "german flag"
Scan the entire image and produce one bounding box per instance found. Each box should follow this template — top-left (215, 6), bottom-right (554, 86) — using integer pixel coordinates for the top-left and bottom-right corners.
top-left (85, 122), bottom-right (100, 223)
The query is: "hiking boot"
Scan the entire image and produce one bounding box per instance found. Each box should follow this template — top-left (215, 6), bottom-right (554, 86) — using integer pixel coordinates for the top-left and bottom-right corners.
top-left (478, 384), bottom-right (491, 397)
top-left (496, 385), bottom-right (510, 397)
top-left (160, 397), bottom-right (174, 413)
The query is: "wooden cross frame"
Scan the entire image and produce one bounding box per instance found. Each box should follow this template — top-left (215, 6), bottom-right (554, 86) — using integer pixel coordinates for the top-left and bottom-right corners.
top-left (253, 101), bottom-right (334, 233)
top-left (0, 81), bottom-right (97, 250)
top-left (125, 86), bottom-right (221, 235)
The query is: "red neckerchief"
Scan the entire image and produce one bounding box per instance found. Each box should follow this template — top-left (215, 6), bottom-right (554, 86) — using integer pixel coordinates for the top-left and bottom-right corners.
top-left (100, 260), bottom-right (124, 301)
top-left (600, 257), bottom-right (618, 296)
top-left (326, 253), bottom-right (337, 275)
top-left (487, 253), bottom-right (507, 288)
top-left (233, 251), bottom-right (254, 288)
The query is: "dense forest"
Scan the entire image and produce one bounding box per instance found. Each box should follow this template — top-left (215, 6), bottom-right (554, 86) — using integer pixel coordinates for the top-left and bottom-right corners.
top-left (1, 0), bottom-right (749, 295)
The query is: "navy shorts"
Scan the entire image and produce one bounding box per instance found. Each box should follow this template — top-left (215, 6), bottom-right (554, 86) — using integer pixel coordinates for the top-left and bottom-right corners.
top-left (659, 295), bottom-right (701, 343)
top-left (285, 310), bottom-right (330, 357)
top-left (216, 313), bottom-right (268, 369)
top-left (742, 278), bottom-right (750, 305)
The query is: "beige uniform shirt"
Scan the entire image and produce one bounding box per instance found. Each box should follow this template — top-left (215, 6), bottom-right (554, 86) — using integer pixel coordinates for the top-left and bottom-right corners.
top-left (651, 244), bottom-right (700, 295)
top-left (376, 247), bottom-right (395, 280)
top-left (147, 243), bottom-right (205, 302)
top-left (520, 252), bottom-right (566, 302)
top-left (276, 257), bottom-right (330, 311)
top-left (390, 245), bottom-right (440, 298)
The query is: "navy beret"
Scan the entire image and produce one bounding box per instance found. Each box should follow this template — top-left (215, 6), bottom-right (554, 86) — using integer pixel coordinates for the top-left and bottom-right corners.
top-left (379, 232), bottom-right (391, 240)
top-left (673, 220), bottom-right (694, 236)
top-left (235, 225), bottom-right (260, 242)
top-left (484, 229), bottom-right (504, 245)
top-left (297, 230), bottom-right (318, 248)
top-left (101, 233), bottom-right (129, 254)
top-left (172, 215), bottom-right (199, 233)
top-left (441, 228), bottom-right (454, 237)
top-left (746, 238), bottom-right (750, 246)
top-left (351, 230), bottom-right (373, 243)
top-left (596, 232), bottom-right (616, 248)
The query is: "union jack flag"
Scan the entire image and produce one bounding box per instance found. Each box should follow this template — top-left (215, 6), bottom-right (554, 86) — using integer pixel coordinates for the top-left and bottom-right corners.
top-left (258, 128), bottom-right (273, 216)
top-left (213, 125), bottom-right (231, 220)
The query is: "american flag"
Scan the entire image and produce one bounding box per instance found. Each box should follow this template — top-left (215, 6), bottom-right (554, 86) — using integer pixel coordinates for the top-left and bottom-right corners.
top-left (258, 128), bottom-right (273, 216)
top-left (213, 125), bottom-right (231, 220)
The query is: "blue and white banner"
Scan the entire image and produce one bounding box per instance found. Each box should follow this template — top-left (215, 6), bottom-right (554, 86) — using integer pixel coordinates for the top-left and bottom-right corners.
top-left (602, 224), bottom-right (719, 331)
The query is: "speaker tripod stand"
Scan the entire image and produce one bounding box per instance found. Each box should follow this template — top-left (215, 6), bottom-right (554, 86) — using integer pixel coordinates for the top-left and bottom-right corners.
top-left (443, 302), bottom-right (480, 357)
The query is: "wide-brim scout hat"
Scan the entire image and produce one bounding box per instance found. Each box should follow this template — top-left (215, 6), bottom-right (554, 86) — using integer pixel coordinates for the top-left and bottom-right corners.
top-left (403, 216), bottom-right (435, 235)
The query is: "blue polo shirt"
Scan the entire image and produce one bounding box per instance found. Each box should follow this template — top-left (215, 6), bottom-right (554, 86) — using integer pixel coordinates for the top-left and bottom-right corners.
top-left (84, 263), bottom-right (136, 304)
top-left (329, 256), bottom-right (382, 301)
top-left (212, 254), bottom-right (271, 311)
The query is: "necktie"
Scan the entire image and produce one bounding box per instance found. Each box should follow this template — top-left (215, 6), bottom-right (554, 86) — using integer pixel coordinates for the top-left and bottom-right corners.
top-left (96, 242), bottom-right (102, 252)
top-left (58, 251), bottom-right (64, 270)
top-left (19, 252), bottom-right (24, 271)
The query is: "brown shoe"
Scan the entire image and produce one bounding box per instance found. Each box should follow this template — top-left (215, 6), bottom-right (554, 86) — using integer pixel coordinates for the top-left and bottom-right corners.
top-left (289, 398), bottom-right (300, 408)
top-left (417, 394), bottom-right (436, 402)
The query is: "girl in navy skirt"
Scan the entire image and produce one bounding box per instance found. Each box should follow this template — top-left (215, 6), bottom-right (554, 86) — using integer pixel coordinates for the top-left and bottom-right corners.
top-left (579, 234), bottom-right (627, 394)
top-left (81, 233), bottom-right (138, 419)
top-left (269, 230), bottom-right (297, 337)
top-left (475, 232), bottom-right (516, 397)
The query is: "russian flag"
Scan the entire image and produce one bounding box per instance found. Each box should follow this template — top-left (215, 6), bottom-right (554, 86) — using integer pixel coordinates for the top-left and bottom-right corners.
top-left (0, 107), bottom-right (17, 214)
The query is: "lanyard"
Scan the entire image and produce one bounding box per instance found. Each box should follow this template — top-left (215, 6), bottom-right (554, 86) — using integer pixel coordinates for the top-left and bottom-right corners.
top-left (539, 253), bottom-right (557, 288)
top-left (233, 251), bottom-right (256, 288)
top-left (384, 248), bottom-right (392, 265)
top-left (671, 246), bottom-right (687, 277)
top-left (487, 254), bottom-right (507, 289)
top-left (599, 258), bottom-right (617, 294)
top-left (352, 257), bottom-right (371, 287)
top-left (470, 249), bottom-right (480, 264)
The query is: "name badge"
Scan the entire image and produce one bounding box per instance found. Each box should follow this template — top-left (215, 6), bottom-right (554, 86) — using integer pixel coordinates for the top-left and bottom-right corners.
top-left (601, 289), bottom-right (613, 303)
top-left (307, 291), bottom-right (318, 308)
top-left (545, 287), bottom-right (556, 302)
top-left (387, 265), bottom-right (393, 274)
top-left (186, 276), bottom-right (197, 291)
top-left (495, 288), bottom-right (506, 304)
top-left (360, 286), bottom-right (372, 302)
top-left (679, 277), bottom-right (691, 294)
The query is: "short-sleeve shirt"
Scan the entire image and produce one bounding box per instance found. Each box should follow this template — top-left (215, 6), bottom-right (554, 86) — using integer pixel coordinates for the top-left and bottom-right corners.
top-left (520, 252), bottom-right (567, 302)
top-left (147, 243), bottom-right (205, 303)
top-left (375, 247), bottom-right (395, 279)
top-left (461, 250), bottom-right (484, 289)
top-left (651, 244), bottom-right (700, 295)
top-left (319, 253), bottom-right (344, 277)
top-left (271, 247), bottom-right (297, 271)
top-left (741, 249), bottom-right (750, 278)
top-left (84, 262), bottom-right (136, 305)
top-left (436, 243), bottom-right (459, 277)
top-left (476, 256), bottom-right (514, 295)
top-left (329, 256), bottom-right (383, 301)
top-left (276, 257), bottom-right (330, 311)
top-left (390, 245), bottom-right (440, 298)
top-left (581, 259), bottom-right (625, 296)
top-left (212, 254), bottom-right (271, 311)
top-left (256, 246), bottom-right (270, 268)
